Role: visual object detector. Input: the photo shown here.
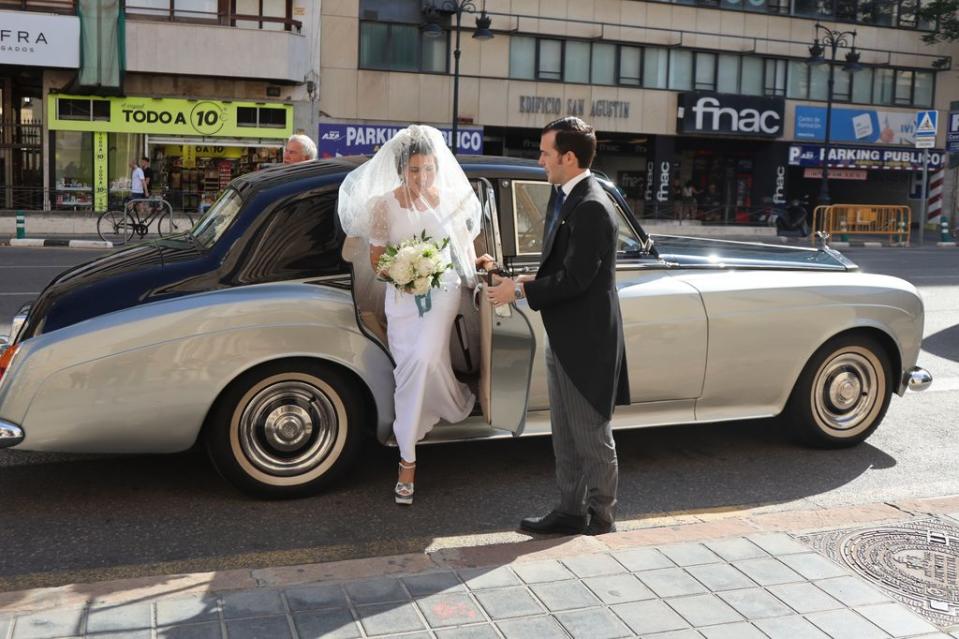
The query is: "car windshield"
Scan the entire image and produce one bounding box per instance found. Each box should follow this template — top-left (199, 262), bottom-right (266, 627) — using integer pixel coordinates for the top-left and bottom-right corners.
top-left (190, 189), bottom-right (243, 249)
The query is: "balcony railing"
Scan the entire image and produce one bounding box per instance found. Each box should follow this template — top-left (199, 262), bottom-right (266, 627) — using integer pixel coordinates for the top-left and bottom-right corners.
top-left (0, 0), bottom-right (76, 13)
top-left (125, 5), bottom-right (302, 32)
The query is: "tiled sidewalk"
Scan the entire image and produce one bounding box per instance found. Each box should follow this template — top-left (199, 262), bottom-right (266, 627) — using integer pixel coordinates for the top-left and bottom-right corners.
top-left (3, 529), bottom-right (957, 639)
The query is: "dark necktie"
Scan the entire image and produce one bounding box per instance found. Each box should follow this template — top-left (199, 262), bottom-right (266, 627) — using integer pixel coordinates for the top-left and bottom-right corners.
top-left (546, 186), bottom-right (566, 238)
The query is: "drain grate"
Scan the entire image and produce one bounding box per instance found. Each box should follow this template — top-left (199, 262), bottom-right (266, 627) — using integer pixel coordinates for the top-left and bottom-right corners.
top-left (801, 517), bottom-right (959, 627)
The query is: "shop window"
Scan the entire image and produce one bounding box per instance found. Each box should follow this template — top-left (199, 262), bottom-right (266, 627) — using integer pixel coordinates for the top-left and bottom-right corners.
top-left (564, 41), bottom-right (591, 84)
top-left (54, 131), bottom-right (94, 209)
top-left (669, 49), bottom-right (693, 91)
top-left (694, 52), bottom-right (716, 91)
top-left (618, 46), bottom-right (641, 86)
top-left (764, 58), bottom-right (787, 96)
top-left (717, 54), bottom-right (740, 93)
top-left (894, 70), bottom-right (914, 105)
top-left (741, 57), bottom-right (763, 95)
top-left (592, 43), bottom-right (616, 85)
top-left (786, 60), bottom-right (808, 99)
top-left (509, 36), bottom-right (536, 80)
top-left (538, 39), bottom-right (562, 81)
top-left (873, 68), bottom-right (895, 104)
top-left (643, 47), bottom-right (667, 89)
top-left (359, 22), bottom-right (447, 72)
top-left (237, 107), bottom-right (258, 127)
top-left (914, 71), bottom-right (934, 107)
top-left (108, 133), bottom-right (144, 201)
top-left (833, 67), bottom-right (852, 101)
top-left (237, 191), bottom-right (349, 284)
top-left (852, 67), bottom-right (873, 103)
top-left (809, 64), bottom-right (830, 101)
top-left (58, 98), bottom-right (110, 122)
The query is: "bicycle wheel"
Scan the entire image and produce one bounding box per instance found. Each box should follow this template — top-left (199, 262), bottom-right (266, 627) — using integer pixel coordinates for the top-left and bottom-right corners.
top-left (97, 210), bottom-right (136, 245)
top-left (157, 212), bottom-right (195, 237)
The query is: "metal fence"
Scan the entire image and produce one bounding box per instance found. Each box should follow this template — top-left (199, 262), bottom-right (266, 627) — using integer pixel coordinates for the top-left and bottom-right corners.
top-left (811, 204), bottom-right (912, 245)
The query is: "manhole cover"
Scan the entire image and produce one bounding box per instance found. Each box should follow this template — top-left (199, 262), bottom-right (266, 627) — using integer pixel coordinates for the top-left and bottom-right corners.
top-left (801, 517), bottom-right (959, 627)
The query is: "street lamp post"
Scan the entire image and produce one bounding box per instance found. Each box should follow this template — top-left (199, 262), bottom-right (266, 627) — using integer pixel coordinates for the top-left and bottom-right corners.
top-left (422, 1), bottom-right (493, 155)
top-left (807, 23), bottom-right (861, 206)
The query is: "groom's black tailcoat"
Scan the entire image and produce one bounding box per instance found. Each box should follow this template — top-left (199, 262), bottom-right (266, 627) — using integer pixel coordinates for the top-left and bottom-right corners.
top-left (523, 175), bottom-right (630, 420)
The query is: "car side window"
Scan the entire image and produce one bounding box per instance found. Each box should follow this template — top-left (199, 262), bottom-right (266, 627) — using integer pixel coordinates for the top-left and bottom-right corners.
top-left (237, 191), bottom-right (349, 284)
top-left (510, 180), bottom-right (644, 257)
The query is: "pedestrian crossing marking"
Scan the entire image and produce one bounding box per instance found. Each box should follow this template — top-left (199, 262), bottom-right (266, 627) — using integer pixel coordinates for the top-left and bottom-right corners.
top-left (916, 111), bottom-right (938, 135)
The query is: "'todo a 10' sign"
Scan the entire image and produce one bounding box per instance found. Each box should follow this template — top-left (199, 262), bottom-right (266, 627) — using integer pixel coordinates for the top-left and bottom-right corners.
top-left (48, 95), bottom-right (293, 139)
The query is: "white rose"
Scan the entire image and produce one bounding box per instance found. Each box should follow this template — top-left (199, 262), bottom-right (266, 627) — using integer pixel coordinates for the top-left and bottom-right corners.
top-left (412, 277), bottom-right (432, 296)
top-left (415, 255), bottom-right (434, 277)
top-left (388, 253), bottom-right (415, 285)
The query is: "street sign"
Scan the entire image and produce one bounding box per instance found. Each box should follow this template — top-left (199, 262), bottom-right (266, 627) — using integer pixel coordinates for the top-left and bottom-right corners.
top-left (916, 110), bottom-right (938, 135)
top-left (915, 110), bottom-right (938, 150)
top-left (947, 110), bottom-right (959, 155)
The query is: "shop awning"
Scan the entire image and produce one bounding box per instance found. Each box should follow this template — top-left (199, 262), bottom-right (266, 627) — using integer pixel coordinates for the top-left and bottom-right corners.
top-left (146, 135), bottom-right (284, 149)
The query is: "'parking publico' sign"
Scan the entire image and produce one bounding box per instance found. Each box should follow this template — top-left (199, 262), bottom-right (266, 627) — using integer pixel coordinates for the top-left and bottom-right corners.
top-left (319, 122), bottom-right (484, 157)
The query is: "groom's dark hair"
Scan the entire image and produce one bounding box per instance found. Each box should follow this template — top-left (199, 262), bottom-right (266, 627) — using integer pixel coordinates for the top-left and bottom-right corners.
top-left (542, 117), bottom-right (596, 169)
top-left (395, 137), bottom-right (437, 175)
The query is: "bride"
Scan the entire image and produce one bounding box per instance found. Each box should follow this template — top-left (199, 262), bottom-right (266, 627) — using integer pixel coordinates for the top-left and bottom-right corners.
top-left (338, 125), bottom-right (495, 505)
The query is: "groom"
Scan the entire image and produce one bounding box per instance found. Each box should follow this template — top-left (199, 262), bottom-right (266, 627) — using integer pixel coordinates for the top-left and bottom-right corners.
top-left (488, 116), bottom-right (628, 536)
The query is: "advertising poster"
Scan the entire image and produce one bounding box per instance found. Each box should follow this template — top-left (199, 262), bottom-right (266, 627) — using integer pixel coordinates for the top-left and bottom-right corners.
top-left (795, 106), bottom-right (917, 145)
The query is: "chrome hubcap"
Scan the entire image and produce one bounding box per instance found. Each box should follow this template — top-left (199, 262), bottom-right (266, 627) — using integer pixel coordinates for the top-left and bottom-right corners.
top-left (239, 381), bottom-right (338, 476)
top-left (813, 352), bottom-right (880, 432)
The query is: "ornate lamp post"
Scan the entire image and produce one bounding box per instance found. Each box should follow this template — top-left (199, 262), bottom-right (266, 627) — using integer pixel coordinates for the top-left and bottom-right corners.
top-left (422, 1), bottom-right (493, 155)
top-left (807, 24), bottom-right (862, 206)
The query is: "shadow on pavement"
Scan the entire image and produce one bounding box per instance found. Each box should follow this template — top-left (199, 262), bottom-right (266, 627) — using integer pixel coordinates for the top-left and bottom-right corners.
top-left (922, 323), bottom-right (959, 363)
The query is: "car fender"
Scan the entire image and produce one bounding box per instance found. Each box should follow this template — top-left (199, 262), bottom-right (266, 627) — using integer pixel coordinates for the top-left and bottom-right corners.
top-left (2, 281), bottom-right (395, 453)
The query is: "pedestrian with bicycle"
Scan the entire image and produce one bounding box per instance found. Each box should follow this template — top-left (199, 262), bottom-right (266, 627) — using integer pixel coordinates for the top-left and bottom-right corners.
top-left (129, 159), bottom-right (147, 202)
top-left (140, 157), bottom-right (153, 196)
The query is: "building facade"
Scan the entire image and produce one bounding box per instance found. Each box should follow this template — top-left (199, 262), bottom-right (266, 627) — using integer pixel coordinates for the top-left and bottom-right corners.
top-left (2, 0), bottom-right (320, 212)
top-left (320, 0), bottom-right (959, 223)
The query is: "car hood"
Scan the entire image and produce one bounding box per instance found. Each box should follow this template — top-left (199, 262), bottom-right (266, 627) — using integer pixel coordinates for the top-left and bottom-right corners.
top-left (650, 235), bottom-right (857, 271)
top-left (50, 238), bottom-right (201, 287)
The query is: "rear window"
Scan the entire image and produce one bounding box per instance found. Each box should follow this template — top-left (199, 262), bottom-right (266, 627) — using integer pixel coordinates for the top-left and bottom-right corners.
top-left (191, 189), bottom-right (243, 249)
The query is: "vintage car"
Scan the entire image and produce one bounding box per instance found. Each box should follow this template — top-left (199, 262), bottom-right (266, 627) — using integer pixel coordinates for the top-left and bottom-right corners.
top-left (0, 157), bottom-right (933, 497)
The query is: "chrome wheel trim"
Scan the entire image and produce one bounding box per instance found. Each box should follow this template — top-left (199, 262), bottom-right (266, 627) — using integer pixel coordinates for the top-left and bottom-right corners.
top-left (810, 346), bottom-right (885, 437)
top-left (229, 372), bottom-right (349, 486)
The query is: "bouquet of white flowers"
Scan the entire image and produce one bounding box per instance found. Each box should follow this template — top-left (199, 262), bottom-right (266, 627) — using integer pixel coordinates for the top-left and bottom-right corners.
top-left (377, 232), bottom-right (452, 315)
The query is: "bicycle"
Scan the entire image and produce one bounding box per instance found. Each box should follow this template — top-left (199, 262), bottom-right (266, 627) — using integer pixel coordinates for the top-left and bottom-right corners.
top-left (97, 196), bottom-right (195, 245)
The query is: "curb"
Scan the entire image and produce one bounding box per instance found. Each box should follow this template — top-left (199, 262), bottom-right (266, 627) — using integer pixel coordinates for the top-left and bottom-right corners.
top-left (2, 494), bottom-right (958, 614)
top-left (6, 238), bottom-right (113, 249)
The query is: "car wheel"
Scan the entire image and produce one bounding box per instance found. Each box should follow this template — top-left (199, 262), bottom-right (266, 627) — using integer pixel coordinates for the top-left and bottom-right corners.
top-left (205, 360), bottom-right (365, 498)
top-left (783, 334), bottom-right (893, 448)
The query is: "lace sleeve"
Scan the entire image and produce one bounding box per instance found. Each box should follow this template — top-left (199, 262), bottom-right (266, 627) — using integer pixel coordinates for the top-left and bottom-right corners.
top-left (369, 197), bottom-right (390, 247)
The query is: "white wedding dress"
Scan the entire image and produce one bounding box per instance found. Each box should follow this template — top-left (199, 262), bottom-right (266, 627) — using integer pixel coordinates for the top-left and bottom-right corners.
top-left (370, 192), bottom-right (476, 463)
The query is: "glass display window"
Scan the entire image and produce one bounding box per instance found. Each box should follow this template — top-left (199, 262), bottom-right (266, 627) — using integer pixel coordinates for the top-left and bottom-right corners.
top-left (54, 131), bottom-right (93, 209)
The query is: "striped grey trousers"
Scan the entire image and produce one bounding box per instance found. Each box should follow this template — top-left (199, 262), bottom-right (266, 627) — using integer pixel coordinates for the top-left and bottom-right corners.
top-left (545, 344), bottom-right (619, 523)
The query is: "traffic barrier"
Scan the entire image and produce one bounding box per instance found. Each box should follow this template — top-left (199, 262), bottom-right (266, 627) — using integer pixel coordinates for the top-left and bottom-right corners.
top-left (811, 204), bottom-right (911, 246)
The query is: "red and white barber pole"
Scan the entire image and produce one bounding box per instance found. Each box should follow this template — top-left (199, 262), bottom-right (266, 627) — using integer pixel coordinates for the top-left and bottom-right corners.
top-left (927, 167), bottom-right (944, 223)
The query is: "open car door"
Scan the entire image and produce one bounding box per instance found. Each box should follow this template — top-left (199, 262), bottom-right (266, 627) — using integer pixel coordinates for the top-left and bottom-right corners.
top-left (473, 177), bottom-right (536, 436)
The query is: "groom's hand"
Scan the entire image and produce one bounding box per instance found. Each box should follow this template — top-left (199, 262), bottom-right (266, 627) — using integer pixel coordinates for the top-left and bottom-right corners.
top-left (486, 275), bottom-right (515, 307)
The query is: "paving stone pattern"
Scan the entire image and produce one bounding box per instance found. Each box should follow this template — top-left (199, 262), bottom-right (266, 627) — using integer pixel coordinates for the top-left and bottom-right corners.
top-left (4, 532), bottom-right (959, 638)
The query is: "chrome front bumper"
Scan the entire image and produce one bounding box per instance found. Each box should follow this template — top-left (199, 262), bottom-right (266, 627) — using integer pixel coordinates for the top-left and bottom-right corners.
top-left (0, 419), bottom-right (23, 448)
top-left (904, 367), bottom-right (933, 392)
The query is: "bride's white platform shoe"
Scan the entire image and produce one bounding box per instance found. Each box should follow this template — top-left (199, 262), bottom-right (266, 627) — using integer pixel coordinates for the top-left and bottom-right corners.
top-left (395, 461), bottom-right (415, 505)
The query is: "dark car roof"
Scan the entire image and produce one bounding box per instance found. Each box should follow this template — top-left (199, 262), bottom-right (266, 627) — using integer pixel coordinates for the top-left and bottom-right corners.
top-left (230, 155), bottom-right (545, 196)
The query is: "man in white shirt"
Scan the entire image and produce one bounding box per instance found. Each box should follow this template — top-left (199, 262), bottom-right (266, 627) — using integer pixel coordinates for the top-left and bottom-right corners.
top-left (130, 160), bottom-right (147, 197)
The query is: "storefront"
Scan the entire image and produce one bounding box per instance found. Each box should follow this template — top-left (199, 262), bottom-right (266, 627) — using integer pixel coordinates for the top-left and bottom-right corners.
top-left (47, 94), bottom-right (293, 212)
top-left (787, 143), bottom-right (945, 207)
top-left (650, 92), bottom-right (788, 223)
top-left (1, 9), bottom-right (79, 209)
top-left (790, 105), bottom-right (942, 209)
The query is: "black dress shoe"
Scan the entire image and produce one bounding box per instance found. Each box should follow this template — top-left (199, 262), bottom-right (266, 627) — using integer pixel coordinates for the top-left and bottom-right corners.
top-left (585, 510), bottom-right (617, 536)
top-left (520, 510), bottom-right (588, 535)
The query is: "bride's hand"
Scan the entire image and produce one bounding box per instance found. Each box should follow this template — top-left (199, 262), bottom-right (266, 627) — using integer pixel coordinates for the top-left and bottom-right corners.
top-left (475, 253), bottom-right (496, 271)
